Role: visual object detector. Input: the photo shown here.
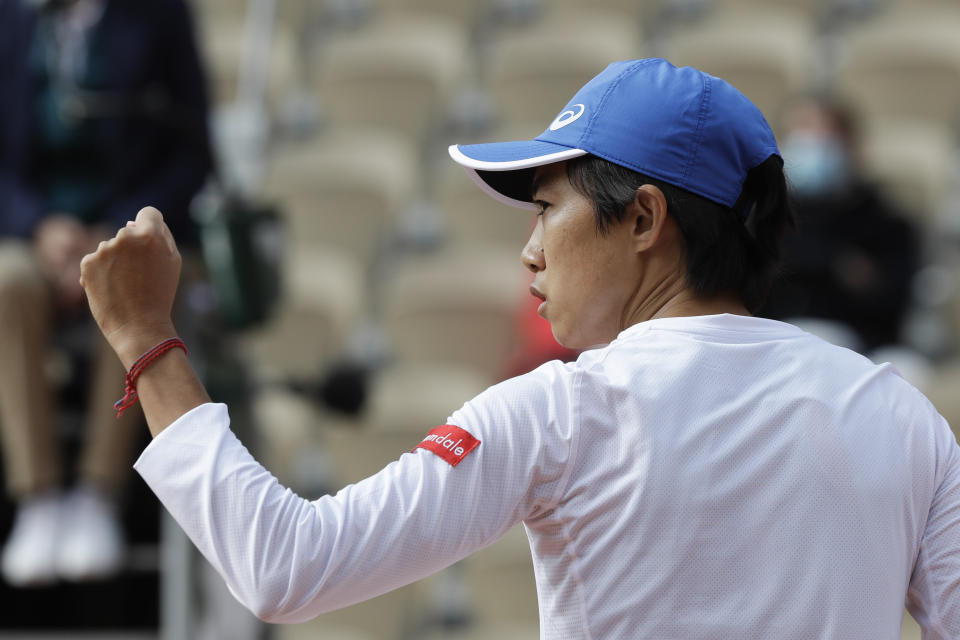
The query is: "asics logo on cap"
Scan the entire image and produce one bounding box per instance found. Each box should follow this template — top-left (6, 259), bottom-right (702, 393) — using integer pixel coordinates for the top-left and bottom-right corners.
top-left (549, 103), bottom-right (585, 131)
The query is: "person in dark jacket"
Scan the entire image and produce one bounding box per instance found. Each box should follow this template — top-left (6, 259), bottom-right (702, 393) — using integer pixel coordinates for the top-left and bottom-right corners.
top-left (761, 96), bottom-right (921, 354)
top-left (0, 0), bottom-right (212, 586)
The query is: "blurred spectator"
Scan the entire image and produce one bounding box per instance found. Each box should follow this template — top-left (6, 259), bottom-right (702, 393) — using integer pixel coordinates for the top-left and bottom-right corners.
top-left (0, 0), bottom-right (211, 586)
top-left (761, 95), bottom-right (921, 354)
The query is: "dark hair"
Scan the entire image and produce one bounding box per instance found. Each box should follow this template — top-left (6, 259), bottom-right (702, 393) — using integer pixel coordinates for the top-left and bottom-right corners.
top-left (565, 154), bottom-right (794, 313)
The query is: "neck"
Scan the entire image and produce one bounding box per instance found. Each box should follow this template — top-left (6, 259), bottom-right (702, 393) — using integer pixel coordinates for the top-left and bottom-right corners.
top-left (649, 291), bottom-right (750, 320)
top-left (621, 272), bottom-right (750, 330)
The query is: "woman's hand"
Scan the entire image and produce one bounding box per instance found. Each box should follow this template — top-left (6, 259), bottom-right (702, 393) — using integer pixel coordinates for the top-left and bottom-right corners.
top-left (79, 206), bottom-right (182, 369)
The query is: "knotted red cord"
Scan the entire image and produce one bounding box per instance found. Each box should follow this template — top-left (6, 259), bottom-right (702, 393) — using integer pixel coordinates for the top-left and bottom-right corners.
top-left (114, 337), bottom-right (188, 418)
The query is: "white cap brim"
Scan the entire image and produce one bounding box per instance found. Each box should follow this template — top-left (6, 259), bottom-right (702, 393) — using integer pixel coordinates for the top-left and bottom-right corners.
top-left (448, 141), bottom-right (588, 210)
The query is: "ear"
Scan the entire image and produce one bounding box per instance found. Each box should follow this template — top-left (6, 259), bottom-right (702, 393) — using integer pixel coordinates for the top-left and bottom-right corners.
top-left (628, 184), bottom-right (670, 253)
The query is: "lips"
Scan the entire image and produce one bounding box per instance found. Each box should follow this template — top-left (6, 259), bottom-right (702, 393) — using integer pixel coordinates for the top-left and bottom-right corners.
top-left (530, 284), bottom-right (547, 317)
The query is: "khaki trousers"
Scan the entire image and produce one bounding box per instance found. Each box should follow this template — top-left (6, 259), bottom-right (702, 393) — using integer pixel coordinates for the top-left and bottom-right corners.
top-left (0, 240), bottom-right (142, 498)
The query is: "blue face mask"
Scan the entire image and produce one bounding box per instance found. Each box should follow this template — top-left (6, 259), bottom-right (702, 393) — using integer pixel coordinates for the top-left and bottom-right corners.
top-left (782, 133), bottom-right (850, 198)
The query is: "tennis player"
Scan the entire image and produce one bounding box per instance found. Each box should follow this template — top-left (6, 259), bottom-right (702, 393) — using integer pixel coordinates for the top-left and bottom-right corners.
top-left (80, 59), bottom-right (960, 638)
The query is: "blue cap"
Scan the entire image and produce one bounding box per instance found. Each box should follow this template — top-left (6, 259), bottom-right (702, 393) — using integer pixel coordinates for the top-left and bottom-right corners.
top-left (449, 58), bottom-right (780, 211)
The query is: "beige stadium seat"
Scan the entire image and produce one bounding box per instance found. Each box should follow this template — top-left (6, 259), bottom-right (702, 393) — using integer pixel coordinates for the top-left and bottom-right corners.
top-left (324, 425), bottom-right (423, 483)
top-left (314, 17), bottom-right (468, 145)
top-left (374, 0), bottom-right (486, 32)
top-left (250, 387), bottom-right (324, 487)
top-left (365, 362), bottom-right (493, 434)
top-left (714, 0), bottom-right (828, 19)
top-left (412, 524), bottom-right (538, 632)
top-left (950, 269), bottom-right (960, 345)
top-left (277, 624), bottom-right (379, 640)
top-left (888, 0), bottom-right (959, 9)
top-left (241, 247), bottom-right (365, 382)
top-left (461, 524), bottom-right (539, 626)
top-left (275, 582), bottom-right (427, 640)
top-left (664, 9), bottom-right (815, 133)
top-left (197, 0), bottom-right (311, 39)
top-left (381, 248), bottom-right (529, 377)
top-left (901, 611), bottom-right (922, 640)
top-left (419, 625), bottom-right (540, 640)
top-left (262, 129), bottom-right (418, 264)
top-left (437, 122), bottom-right (541, 250)
top-left (327, 362), bottom-right (491, 482)
top-left (485, 13), bottom-right (642, 126)
top-left (859, 122), bottom-right (956, 225)
top-left (902, 617), bottom-right (922, 640)
top-left (193, 6), bottom-right (297, 105)
top-left (924, 360), bottom-right (960, 442)
top-left (837, 6), bottom-right (960, 131)
top-left (436, 160), bottom-right (534, 250)
top-left (538, 0), bottom-right (646, 24)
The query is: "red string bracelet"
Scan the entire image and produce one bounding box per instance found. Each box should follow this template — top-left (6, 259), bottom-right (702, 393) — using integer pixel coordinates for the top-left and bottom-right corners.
top-left (114, 337), bottom-right (188, 418)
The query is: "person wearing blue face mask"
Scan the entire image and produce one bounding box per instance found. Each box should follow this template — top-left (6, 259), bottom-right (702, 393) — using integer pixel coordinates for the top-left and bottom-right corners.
top-left (761, 96), bottom-right (921, 354)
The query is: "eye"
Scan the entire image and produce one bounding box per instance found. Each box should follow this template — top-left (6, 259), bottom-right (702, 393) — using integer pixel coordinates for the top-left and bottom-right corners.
top-left (534, 200), bottom-right (550, 216)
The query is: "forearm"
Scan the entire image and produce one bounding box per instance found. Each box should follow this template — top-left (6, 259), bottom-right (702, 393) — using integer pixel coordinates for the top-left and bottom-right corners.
top-left (114, 328), bottom-right (210, 437)
top-left (135, 404), bottom-right (486, 623)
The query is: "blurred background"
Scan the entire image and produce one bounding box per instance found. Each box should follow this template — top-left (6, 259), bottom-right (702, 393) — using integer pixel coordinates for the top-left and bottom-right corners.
top-left (1, 0), bottom-right (960, 638)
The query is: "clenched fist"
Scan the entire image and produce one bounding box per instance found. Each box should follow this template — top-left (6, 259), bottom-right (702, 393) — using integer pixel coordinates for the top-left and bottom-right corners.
top-left (79, 206), bottom-right (182, 369)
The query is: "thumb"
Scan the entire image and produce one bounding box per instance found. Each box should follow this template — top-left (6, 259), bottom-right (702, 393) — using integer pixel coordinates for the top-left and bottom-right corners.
top-left (134, 206), bottom-right (177, 254)
top-left (135, 205), bottom-right (164, 227)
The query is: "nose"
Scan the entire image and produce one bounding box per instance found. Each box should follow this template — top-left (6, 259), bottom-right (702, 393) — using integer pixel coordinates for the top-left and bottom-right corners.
top-left (521, 219), bottom-right (545, 274)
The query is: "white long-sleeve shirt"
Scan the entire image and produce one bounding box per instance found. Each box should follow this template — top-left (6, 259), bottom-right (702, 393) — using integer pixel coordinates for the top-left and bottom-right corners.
top-left (135, 314), bottom-right (960, 638)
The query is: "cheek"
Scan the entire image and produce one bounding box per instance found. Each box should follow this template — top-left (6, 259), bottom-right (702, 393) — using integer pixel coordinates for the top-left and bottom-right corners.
top-left (546, 244), bottom-right (627, 346)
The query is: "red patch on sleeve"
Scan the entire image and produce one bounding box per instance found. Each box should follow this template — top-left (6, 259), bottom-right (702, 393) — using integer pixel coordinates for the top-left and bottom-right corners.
top-left (413, 425), bottom-right (481, 467)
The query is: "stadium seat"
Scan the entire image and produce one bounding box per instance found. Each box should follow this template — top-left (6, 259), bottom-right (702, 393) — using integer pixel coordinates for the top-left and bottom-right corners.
top-left (365, 362), bottom-right (493, 434)
top-left (537, 0), bottom-right (646, 24)
top-left (461, 524), bottom-right (539, 626)
top-left (663, 8), bottom-right (815, 133)
top-left (945, 270), bottom-right (960, 353)
top-left (858, 122), bottom-right (956, 225)
top-left (901, 612), bottom-right (922, 640)
top-left (241, 247), bottom-right (366, 383)
top-left (274, 583), bottom-right (427, 640)
top-left (925, 360), bottom-right (960, 442)
top-left (713, 0), bottom-right (828, 20)
top-left (373, 0), bottom-right (486, 33)
top-left (278, 625), bottom-right (379, 640)
top-left (193, 5), bottom-right (297, 106)
top-left (324, 429), bottom-right (418, 485)
top-left (419, 624), bottom-right (540, 640)
top-left (887, 0), bottom-right (958, 9)
top-left (381, 248), bottom-right (528, 378)
top-left (837, 6), bottom-right (960, 131)
top-left (332, 361), bottom-right (489, 500)
top-left (313, 17), bottom-right (469, 146)
top-left (435, 159), bottom-right (534, 250)
top-left (485, 13), bottom-right (642, 126)
top-left (261, 129), bottom-right (418, 265)
top-left (250, 387), bottom-right (330, 488)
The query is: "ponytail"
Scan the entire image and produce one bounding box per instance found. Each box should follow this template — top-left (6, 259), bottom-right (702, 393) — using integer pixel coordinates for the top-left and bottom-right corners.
top-left (733, 154), bottom-right (795, 312)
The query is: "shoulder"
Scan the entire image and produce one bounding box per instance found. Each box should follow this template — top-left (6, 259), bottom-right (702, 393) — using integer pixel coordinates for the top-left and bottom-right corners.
top-left (455, 359), bottom-right (581, 431)
top-left (443, 359), bottom-right (582, 474)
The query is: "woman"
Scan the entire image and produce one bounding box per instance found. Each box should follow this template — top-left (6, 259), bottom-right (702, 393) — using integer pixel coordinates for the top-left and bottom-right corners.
top-left (80, 59), bottom-right (960, 638)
